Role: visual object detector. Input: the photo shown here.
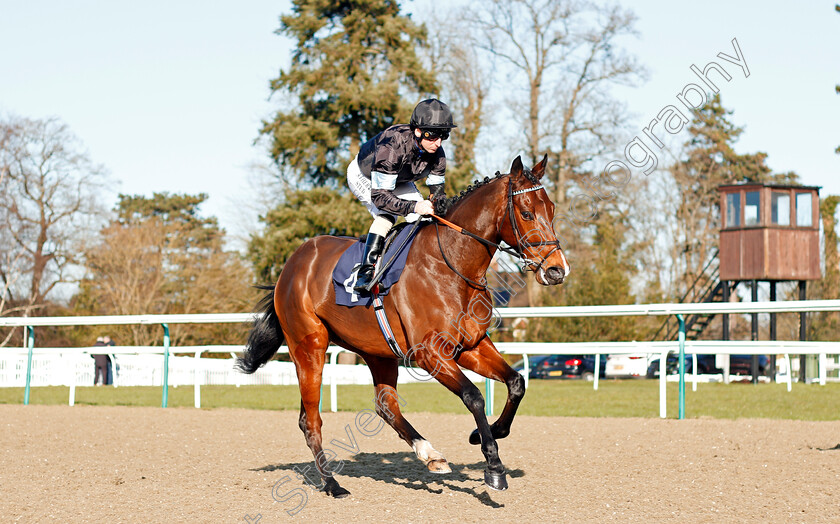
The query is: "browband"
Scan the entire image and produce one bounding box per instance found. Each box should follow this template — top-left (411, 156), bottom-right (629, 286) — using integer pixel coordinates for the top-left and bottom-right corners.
top-left (511, 185), bottom-right (544, 196)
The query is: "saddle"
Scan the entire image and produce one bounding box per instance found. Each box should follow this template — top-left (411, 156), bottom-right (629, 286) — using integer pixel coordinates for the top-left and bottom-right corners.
top-left (332, 222), bottom-right (424, 307)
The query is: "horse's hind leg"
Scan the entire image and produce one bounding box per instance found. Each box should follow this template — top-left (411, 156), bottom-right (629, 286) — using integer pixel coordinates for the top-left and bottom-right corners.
top-left (363, 354), bottom-right (451, 473)
top-left (290, 331), bottom-right (350, 498)
top-left (456, 337), bottom-right (526, 445)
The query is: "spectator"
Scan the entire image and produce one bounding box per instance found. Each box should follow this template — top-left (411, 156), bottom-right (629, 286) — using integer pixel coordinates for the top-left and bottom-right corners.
top-left (91, 337), bottom-right (110, 386)
top-left (104, 335), bottom-right (115, 385)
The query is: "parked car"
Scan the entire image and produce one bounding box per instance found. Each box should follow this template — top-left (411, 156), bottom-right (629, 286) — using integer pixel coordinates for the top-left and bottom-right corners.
top-left (645, 354), bottom-right (718, 378)
top-left (605, 353), bottom-right (650, 378)
top-left (529, 354), bottom-right (607, 381)
top-left (646, 354), bottom-right (769, 378)
top-left (511, 355), bottom-right (552, 379)
top-left (728, 355), bottom-right (769, 376)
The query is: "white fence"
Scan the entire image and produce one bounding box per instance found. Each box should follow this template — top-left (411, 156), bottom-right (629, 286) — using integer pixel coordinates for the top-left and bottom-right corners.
top-left (0, 344), bottom-right (486, 410)
top-left (2, 299), bottom-right (840, 417)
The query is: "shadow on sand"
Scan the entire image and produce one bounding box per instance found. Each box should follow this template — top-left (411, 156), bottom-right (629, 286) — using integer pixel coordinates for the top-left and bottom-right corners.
top-left (253, 451), bottom-right (525, 508)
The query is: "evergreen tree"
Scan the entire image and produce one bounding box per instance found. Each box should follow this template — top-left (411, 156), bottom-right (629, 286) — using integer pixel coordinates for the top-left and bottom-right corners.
top-left (117, 192), bottom-right (222, 251)
top-left (248, 187), bottom-right (370, 282)
top-left (261, 0), bottom-right (437, 185)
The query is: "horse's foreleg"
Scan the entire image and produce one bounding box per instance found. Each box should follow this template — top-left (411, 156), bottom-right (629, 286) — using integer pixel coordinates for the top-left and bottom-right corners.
top-left (363, 354), bottom-right (451, 473)
top-left (291, 333), bottom-right (350, 498)
top-left (415, 344), bottom-right (508, 491)
top-left (456, 337), bottom-right (526, 445)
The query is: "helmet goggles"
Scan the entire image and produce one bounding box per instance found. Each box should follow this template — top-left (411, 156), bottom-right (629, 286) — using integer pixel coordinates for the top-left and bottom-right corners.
top-left (419, 128), bottom-right (450, 141)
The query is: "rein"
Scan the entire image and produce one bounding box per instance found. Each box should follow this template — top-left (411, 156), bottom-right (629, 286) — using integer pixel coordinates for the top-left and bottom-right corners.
top-left (431, 176), bottom-right (562, 288)
top-left (433, 221), bottom-right (494, 289)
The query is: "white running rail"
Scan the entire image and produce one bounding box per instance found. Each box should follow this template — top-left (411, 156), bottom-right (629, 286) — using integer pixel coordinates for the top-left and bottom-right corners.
top-left (2, 299), bottom-right (839, 416)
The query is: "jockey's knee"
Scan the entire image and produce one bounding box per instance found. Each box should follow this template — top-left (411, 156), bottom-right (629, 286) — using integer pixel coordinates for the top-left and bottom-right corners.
top-left (370, 214), bottom-right (394, 236)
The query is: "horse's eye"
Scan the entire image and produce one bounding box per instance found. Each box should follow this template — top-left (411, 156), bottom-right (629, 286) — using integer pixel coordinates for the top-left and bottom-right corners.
top-left (521, 211), bottom-right (534, 220)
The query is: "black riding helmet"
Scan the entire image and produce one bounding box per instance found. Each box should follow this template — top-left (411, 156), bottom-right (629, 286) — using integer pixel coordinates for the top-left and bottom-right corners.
top-left (410, 99), bottom-right (457, 129)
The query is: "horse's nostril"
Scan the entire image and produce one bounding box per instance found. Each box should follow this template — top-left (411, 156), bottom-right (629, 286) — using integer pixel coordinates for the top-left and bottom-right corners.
top-left (546, 266), bottom-right (565, 283)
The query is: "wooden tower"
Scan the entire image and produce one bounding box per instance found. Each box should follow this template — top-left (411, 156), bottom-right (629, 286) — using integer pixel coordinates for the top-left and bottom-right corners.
top-left (718, 183), bottom-right (821, 281)
top-left (717, 182), bottom-right (821, 383)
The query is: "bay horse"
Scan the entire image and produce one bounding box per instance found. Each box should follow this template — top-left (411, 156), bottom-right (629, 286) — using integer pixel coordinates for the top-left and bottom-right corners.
top-left (238, 155), bottom-right (569, 497)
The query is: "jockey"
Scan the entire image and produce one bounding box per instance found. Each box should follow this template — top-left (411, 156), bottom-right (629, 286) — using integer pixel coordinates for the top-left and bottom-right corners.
top-left (347, 98), bottom-right (457, 293)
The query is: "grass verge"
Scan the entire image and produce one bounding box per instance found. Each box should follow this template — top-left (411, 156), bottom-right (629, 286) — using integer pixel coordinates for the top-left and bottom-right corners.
top-left (2, 379), bottom-right (839, 420)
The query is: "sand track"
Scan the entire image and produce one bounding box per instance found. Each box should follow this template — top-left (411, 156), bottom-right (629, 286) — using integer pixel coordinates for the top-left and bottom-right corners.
top-left (2, 405), bottom-right (839, 522)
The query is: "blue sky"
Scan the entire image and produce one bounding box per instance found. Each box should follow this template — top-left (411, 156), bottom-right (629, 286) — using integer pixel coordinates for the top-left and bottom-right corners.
top-left (0, 1), bottom-right (287, 239)
top-left (612, 0), bottom-right (840, 190)
top-left (1, 1), bottom-right (838, 240)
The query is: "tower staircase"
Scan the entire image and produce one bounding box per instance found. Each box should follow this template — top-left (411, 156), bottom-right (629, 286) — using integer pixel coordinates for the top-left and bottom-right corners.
top-left (652, 251), bottom-right (737, 342)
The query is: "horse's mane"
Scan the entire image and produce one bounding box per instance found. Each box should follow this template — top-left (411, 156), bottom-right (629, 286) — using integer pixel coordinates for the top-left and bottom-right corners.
top-left (440, 175), bottom-right (498, 212)
top-left (438, 166), bottom-right (540, 217)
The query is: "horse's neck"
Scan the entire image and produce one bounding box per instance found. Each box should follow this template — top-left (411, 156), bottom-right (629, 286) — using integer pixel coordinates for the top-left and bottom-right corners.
top-left (454, 178), bottom-right (507, 236)
top-left (439, 181), bottom-right (506, 278)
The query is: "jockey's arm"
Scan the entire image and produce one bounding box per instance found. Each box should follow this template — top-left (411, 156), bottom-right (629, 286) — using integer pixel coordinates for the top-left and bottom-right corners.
top-left (370, 170), bottom-right (419, 216)
top-left (370, 188), bottom-right (417, 216)
top-left (370, 186), bottom-right (434, 216)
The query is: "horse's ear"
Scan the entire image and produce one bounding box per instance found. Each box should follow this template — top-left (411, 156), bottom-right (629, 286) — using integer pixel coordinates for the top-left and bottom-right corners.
top-left (510, 156), bottom-right (523, 178)
top-left (532, 154), bottom-right (548, 180)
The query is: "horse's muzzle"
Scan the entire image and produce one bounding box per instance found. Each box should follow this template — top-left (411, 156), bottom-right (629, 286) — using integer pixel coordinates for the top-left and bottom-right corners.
top-left (543, 266), bottom-right (566, 285)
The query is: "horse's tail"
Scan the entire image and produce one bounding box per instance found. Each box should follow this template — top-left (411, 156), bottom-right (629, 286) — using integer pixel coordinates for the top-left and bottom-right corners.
top-left (237, 285), bottom-right (285, 374)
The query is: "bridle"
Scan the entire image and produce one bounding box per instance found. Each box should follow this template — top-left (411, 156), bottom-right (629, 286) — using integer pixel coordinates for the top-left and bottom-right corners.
top-left (433, 173), bottom-right (563, 289)
top-left (506, 176), bottom-right (563, 273)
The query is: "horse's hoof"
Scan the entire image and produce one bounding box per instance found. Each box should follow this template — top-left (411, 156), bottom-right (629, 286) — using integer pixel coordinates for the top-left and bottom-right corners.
top-left (322, 477), bottom-right (351, 498)
top-left (484, 469), bottom-right (508, 491)
top-left (470, 427), bottom-right (510, 445)
top-left (426, 459), bottom-right (451, 474)
top-left (331, 487), bottom-right (351, 499)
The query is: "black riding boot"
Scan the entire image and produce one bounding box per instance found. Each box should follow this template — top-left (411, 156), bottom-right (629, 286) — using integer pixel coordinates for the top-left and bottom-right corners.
top-left (353, 233), bottom-right (385, 292)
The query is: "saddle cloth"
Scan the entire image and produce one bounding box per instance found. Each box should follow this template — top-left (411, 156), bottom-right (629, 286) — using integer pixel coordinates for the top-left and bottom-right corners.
top-left (332, 224), bottom-right (421, 307)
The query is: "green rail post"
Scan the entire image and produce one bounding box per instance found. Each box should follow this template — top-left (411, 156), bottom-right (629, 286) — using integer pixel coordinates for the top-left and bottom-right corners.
top-left (677, 314), bottom-right (686, 420)
top-left (485, 378), bottom-right (492, 416)
top-left (162, 324), bottom-right (170, 408)
top-left (23, 326), bottom-right (34, 405)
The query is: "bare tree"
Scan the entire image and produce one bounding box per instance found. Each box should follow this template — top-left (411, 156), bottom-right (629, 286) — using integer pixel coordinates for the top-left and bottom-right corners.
top-left (425, 18), bottom-right (490, 192)
top-left (77, 198), bottom-right (258, 347)
top-left (78, 221), bottom-right (168, 347)
top-left (0, 123), bottom-right (28, 344)
top-left (0, 115), bottom-right (110, 319)
top-left (0, 122), bottom-right (16, 326)
top-left (0, 122), bottom-right (13, 186)
top-left (465, 0), bottom-right (645, 206)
